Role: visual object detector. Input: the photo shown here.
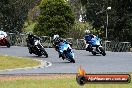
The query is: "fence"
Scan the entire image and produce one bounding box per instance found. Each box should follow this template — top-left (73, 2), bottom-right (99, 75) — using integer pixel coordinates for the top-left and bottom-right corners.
top-left (7, 33), bottom-right (131, 52)
top-left (110, 41), bottom-right (131, 52)
top-left (8, 33), bottom-right (27, 46)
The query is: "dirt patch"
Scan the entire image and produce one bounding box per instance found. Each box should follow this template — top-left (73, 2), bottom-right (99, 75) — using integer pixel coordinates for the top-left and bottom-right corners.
top-left (0, 74), bottom-right (76, 81)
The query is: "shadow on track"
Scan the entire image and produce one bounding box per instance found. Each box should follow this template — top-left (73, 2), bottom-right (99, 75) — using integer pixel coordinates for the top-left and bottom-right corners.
top-left (24, 55), bottom-right (47, 59)
top-left (85, 54), bottom-right (102, 56)
top-left (0, 46), bottom-right (10, 48)
top-left (52, 61), bottom-right (73, 64)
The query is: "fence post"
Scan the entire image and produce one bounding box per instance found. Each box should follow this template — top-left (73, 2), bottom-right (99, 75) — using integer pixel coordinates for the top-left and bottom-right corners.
top-left (76, 39), bottom-right (79, 49)
top-left (49, 37), bottom-right (52, 48)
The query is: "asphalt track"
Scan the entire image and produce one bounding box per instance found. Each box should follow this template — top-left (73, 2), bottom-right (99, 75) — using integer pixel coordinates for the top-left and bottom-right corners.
top-left (0, 46), bottom-right (132, 74)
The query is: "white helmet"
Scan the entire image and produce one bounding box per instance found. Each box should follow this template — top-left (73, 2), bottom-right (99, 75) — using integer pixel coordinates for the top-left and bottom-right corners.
top-left (85, 30), bottom-right (90, 34)
top-left (53, 34), bottom-right (59, 40)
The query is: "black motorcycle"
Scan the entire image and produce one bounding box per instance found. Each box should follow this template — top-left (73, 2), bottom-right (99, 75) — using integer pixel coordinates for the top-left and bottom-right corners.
top-left (27, 39), bottom-right (48, 58)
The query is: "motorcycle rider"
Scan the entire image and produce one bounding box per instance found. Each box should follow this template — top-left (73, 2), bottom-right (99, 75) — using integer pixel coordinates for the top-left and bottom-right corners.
top-left (0, 30), bottom-right (10, 47)
top-left (84, 30), bottom-right (96, 51)
top-left (0, 31), bottom-right (7, 38)
top-left (26, 32), bottom-right (41, 54)
top-left (53, 34), bottom-right (59, 41)
top-left (58, 38), bottom-right (65, 59)
top-left (52, 34), bottom-right (60, 51)
top-left (52, 35), bottom-right (65, 59)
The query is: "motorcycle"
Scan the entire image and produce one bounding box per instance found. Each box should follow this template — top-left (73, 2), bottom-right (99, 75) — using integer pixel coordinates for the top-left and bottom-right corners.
top-left (86, 36), bottom-right (106, 56)
top-left (0, 36), bottom-right (10, 48)
top-left (58, 41), bottom-right (75, 63)
top-left (27, 39), bottom-right (48, 58)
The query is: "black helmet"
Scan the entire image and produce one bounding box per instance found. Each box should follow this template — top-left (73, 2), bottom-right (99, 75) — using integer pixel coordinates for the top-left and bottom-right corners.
top-left (28, 32), bottom-right (33, 38)
top-left (59, 38), bottom-right (63, 42)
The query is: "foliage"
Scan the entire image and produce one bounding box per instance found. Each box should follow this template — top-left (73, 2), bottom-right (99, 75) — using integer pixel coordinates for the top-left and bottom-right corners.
top-left (80, 0), bottom-right (132, 42)
top-left (67, 0), bottom-right (82, 21)
top-left (27, 6), bottom-right (40, 22)
top-left (23, 22), bottom-right (36, 32)
top-left (110, 0), bottom-right (132, 41)
top-left (23, 3), bottom-right (41, 33)
top-left (33, 0), bottom-right (75, 37)
top-left (0, 0), bottom-right (39, 33)
top-left (68, 21), bottom-right (93, 39)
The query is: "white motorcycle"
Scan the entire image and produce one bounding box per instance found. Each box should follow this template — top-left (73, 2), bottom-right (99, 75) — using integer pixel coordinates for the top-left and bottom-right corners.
top-left (28, 39), bottom-right (48, 58)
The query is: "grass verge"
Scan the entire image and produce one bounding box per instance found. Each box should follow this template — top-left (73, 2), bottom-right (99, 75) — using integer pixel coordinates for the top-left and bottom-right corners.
top-left (0, 74), bottom-right (131, 88)
top-left (0, 55), bottom-right (40, 70)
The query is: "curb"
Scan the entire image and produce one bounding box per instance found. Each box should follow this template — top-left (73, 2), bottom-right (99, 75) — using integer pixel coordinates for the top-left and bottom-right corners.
top-left (0, 56), bottom-right (52, 72)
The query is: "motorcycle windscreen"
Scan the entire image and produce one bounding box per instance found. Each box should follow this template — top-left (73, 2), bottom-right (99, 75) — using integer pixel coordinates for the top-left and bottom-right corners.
top-left (59, 43), bottom-right (69, 51)
top-left (91, 39), bottom-right (100, 46)
top-left (34, 40), bottom-right (40, 45)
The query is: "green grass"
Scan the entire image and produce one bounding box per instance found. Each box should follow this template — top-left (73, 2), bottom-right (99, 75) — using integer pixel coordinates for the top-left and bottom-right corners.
top-left (0, 55), bottom-right (131, 88)
top-left (0, 75), bottom-right (131, 88)
top-left (0, 56), bottom-right (40, 70)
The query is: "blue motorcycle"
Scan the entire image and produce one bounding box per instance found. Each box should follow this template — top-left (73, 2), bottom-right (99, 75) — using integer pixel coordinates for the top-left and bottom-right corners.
top-left (58, 41), bottom-right (75, 63)
top-left (88, 36), bottom-right (106, 56)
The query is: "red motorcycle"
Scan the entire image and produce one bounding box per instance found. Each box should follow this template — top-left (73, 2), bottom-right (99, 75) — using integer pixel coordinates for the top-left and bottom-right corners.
top-left (0, 36), bottom-right (10, 48)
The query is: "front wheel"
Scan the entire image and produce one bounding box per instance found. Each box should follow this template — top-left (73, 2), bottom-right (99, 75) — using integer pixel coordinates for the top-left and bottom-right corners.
top-left (99, 47), bottom-right (106, 56)
top-left (92, 51), bottom-right (96, 55)
top-left (70, 58), bottom-right (75, 63)
top-left (67, 52), bottom-right (75, 63)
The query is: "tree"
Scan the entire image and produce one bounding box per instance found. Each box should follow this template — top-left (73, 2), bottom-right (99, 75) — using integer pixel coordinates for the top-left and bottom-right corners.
top-left (0, 0), bottom-right (38, 33)
top-left (81, 0), bottom-right (132, 42)
top-left (67, 0), bottom-right (83, 21)
top-left (69, 21), bottom-right (93, 39)
top-left (33, 0), bottom-right (75, 37)
top-left (111, 0), bottom-right (132, 41)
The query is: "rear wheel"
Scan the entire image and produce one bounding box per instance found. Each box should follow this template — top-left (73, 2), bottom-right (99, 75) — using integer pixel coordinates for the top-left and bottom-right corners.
top-left (92, 51), bottom-right (96, 55)
top-left (41, 48), bottom-right (48, 58)
top-left (99, 47), bottom-right (106, 56)
top-left (6, 42), bottom-right (10, 48)
top-left (37, 53), bottom-right (42, 57)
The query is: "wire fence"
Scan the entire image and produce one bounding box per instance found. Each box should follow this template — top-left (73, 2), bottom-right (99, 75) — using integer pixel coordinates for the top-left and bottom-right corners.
top-left (7, 33), bottom-right (131, 52)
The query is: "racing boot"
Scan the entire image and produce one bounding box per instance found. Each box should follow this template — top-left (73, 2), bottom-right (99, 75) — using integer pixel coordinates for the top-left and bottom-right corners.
top-left (28, 47), bottom-right (32, 54)
top-left (61, 53), bottom-right (65, 60)
top-left (59, 53), bottom-right (65, 60)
